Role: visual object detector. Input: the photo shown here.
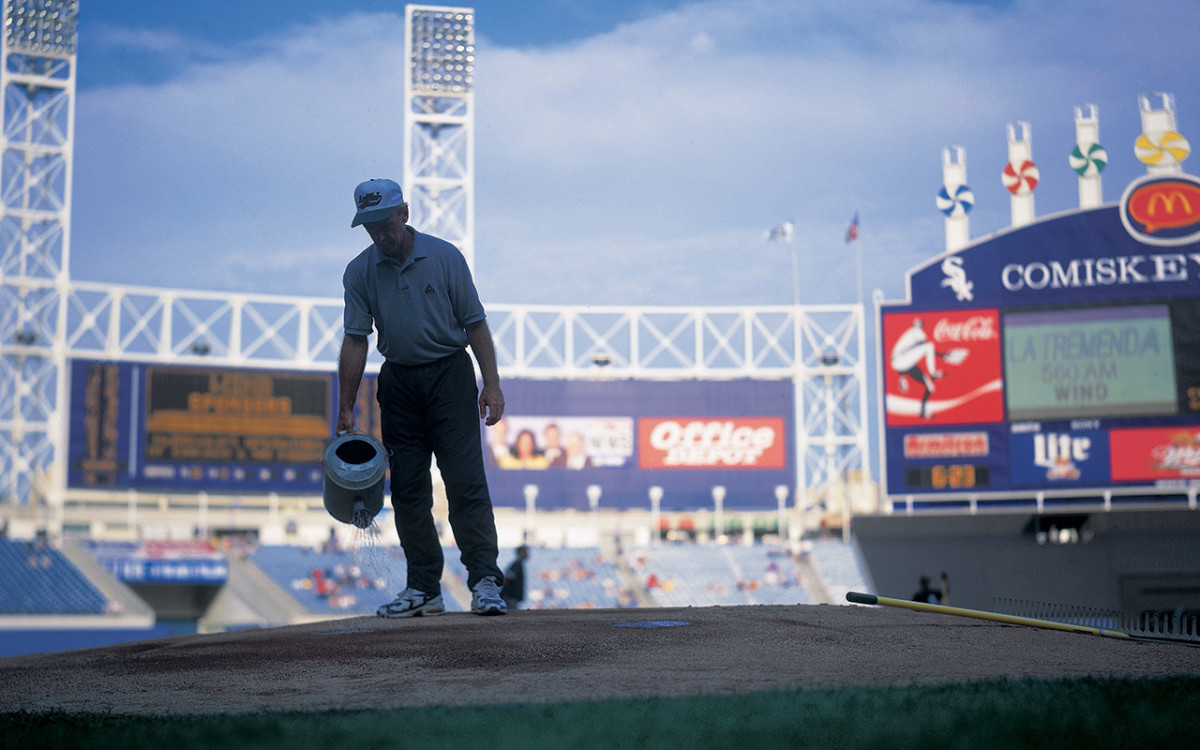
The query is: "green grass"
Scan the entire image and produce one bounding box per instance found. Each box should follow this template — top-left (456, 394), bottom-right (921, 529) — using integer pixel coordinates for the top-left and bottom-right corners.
top-left (3, 677), bottom-right (1197, 750)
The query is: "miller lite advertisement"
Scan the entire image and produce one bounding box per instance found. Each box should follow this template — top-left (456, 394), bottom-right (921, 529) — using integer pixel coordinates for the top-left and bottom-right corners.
top-left (882, 308), bottom-right (1004, 427)
top-left (1109, 427), bottom-right (1200, 482)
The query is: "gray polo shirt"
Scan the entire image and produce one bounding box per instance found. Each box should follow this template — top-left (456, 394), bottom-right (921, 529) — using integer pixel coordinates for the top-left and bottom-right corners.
top-left (342, 228), bottom-right (486, 365)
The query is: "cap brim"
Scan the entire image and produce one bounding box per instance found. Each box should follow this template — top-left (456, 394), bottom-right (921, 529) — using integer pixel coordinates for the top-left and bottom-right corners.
top-left (351, 205), bottom-right (397, 228)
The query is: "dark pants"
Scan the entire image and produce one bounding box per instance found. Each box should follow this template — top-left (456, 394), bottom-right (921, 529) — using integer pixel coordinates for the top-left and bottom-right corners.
top-left (377, 349), bottom-right (502, 594)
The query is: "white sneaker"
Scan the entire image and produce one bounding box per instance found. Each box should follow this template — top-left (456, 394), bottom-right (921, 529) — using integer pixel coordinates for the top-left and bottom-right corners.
top-left (377, 588), bottom-right (445, 618)
top-left (470, 577), bottom-right (507, 616)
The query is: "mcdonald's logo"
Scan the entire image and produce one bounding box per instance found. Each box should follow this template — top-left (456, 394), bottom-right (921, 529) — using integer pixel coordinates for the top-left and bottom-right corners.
top-left (1121, 174), bottom-right (1200, 246)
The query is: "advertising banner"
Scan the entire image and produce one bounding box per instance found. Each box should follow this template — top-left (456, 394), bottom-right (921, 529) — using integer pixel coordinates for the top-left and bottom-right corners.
top-left (882, 308), bottom-right (1004, 427)
top-left (637, 417), bottom-right (786, 469)
top-left (483, 378), bottom-right (794, 510)
top-left (84, 541), bottom-right (229, 585)
top-left (487, 416), bottom-right (634, 470)
top-left (1008, 427), bottom-right (1111, 488)
top-left (1109, 427), bottom-right (1200, 481)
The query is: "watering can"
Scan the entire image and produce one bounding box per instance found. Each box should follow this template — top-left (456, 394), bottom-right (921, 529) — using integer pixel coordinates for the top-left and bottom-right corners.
top-left (322, 432), bottom-right (387, 528)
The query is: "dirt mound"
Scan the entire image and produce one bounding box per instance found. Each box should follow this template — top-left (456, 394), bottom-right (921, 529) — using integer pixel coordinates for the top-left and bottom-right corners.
top-left (2, 604), bottom-right (1198, 715)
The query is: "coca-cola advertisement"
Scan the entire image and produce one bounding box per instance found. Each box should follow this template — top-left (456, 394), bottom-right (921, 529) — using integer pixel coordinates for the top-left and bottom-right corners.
top-left (638, 417), bottom-right (786, 469)
top-left (1109, 427), bottom-right (1200, 481)
top-left (882, 308), bottom-right (1004, 427)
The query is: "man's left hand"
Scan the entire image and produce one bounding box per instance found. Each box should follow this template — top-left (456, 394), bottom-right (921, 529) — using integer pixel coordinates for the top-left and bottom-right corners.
top-left (479, 383), bottom-right (505, 426)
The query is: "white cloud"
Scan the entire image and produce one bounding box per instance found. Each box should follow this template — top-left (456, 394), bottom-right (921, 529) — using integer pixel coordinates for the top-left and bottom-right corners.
top-left (68, 0), bottom-right (1200, 310)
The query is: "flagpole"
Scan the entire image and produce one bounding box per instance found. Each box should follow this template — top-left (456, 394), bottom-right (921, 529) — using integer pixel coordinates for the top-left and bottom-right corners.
top-left (855, 229), bottom-right (864, 307)
top-left (790, 234), bottom-right (800, 308)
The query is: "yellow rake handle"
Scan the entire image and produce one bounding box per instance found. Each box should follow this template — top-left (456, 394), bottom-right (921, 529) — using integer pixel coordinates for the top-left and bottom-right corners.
top-left (846, 591), bottom-right (1130, 640)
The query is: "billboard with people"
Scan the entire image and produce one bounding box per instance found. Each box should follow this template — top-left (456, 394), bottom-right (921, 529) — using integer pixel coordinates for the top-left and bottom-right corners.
top-left (879, 176), bottom-right (1200, 501)
top-left (482, 378), bottom-right (794, 510)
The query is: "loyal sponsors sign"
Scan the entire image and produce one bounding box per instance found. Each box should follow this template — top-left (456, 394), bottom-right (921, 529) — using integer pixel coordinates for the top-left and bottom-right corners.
top-left (1009, 428), bottom-right (1110, 487)
top-left (903, 431), bottom-right (989, 459)
top-left (638, 417), bottom-right (786, 469)
top-left (1110, 427), bottom-right (1200, 481)
top-left (882, 308), bottom-right (1004, 427)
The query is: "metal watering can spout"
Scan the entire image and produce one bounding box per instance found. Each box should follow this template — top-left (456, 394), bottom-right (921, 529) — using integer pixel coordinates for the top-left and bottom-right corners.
top-left (322, 432), bottom-right (387, 529)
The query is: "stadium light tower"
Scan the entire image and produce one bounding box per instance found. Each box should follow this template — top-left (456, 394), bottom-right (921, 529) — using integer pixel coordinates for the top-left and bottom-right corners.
top-left (404, 5), bottom-right (476, 271)
top-left (0, 1), bottom-right (78, 521)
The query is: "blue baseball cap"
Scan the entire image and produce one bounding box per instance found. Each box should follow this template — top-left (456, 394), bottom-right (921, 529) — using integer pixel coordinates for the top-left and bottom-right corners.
top-left (351, 178), bottom-right (404, 227)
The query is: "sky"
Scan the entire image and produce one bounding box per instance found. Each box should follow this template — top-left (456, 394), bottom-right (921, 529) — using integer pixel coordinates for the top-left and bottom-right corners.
top-left (68, 0), bottom-right (1200, 311)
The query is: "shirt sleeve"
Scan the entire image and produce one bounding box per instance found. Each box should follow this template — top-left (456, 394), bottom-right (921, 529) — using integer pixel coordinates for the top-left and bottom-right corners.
top-left (342, 257), bottom-right (375, 336)
top-left (448, 249), bottom-right (486, 328)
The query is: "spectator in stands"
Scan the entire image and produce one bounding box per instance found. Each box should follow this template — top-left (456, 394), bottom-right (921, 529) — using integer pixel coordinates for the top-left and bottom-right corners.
top-left (501, 545), bottom-right (529, 611)
top-left (939, 571), bottom-right (951, 605)
top-left (323, 527), bottom-right (341, 554)
top-left (336, 178), bottom-right (507, 618)
top-left (913, 575), bottom-right (942, 604)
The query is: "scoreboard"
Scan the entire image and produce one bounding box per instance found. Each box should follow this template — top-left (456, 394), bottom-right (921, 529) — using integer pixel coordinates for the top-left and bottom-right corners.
top-left (880, 174), bottom-right (1200, 501)
top-left (69, 362), bottom-right (336, 492)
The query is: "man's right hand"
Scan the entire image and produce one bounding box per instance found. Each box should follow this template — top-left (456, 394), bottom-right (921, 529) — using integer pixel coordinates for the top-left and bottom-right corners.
top-left (335, 409), bottom-right (356, 435)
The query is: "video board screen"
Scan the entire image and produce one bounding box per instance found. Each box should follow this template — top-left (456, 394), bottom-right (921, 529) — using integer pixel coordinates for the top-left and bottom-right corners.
top-left (144, 367), bottom-right (330, 465)
top-left (1003, 304), bottom-right (1178, 421)
top-left (68, 360), bottom-right (335, 492)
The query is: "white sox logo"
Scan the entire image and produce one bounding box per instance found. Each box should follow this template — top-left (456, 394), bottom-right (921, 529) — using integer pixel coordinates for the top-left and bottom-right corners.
top-left (940, 256), bottom-right (974, 302)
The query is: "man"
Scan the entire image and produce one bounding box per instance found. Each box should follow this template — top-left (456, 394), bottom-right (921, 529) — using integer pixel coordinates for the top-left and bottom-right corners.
top-left (912, 575), bottom-right (942, 605)
top-left (500, 545), bottom-right (529, 611)
top-left (337, 178), bottom-right (506, 617)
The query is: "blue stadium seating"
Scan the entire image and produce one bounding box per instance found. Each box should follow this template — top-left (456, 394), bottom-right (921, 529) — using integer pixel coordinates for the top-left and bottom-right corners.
top-left (244, 540), bottom-right (866, 615)
top-left (721, 544), bottom-right (815, 605)
top-left (630, 544), bottom-right (815, 607)
top-left (248, 543), bottom-right (405, 616)
top-left (516, 547), bottom-right (632, 609)
top-left (808, 539), bottom-right (873, 599)
top-left (0, 540), bottom-right (108, 615)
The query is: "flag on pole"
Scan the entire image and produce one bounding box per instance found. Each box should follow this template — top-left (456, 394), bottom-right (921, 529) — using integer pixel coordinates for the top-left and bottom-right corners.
top-left (845, 213), bottom-right (860, 243)
top-left (765, 221), bottom-right (794, 242)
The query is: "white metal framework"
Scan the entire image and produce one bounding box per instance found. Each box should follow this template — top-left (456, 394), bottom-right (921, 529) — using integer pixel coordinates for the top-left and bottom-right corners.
top-left (0, 1), bottom-right (77, 515)
top-left (404, 5), bottom-right (475, 271)
top-left (53, 284), bottom-right (867, 501)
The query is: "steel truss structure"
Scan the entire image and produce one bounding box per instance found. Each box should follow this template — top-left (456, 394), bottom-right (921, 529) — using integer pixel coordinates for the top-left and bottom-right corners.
top-left (41, 283), bottom-right (871, 513)
top-left (0, 0), bottom-right (77, 516)
top-left (404, 5), bottom-right (475, 271)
